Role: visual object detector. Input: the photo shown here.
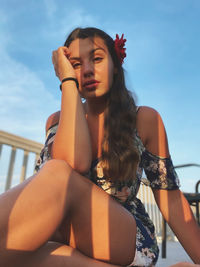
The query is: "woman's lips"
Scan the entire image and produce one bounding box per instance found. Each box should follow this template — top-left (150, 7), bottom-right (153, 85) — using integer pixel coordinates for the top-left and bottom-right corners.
top-left (83, 80), bottom-right (100, 90)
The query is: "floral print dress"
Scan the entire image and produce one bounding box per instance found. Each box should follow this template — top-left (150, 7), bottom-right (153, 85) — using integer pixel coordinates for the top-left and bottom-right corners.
top-left (35, 116), bottom-right (180, 267)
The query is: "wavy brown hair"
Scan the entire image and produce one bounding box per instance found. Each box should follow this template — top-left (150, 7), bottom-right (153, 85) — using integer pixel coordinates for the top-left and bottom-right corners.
top-left (64, 27), bottom-right (139, 183)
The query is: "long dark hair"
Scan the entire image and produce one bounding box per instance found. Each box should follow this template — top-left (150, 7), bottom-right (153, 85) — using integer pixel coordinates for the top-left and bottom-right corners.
top-left (64, 27), bottom-right (139, 183)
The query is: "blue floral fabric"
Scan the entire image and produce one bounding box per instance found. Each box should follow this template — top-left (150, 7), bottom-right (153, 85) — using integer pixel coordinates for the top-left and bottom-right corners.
top-left (35, 122), bottom-right (180, 267)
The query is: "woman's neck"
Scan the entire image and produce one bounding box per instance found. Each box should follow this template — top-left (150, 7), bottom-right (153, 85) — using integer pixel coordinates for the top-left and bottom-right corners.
top-left (85, 96), bottom-right (108, 117)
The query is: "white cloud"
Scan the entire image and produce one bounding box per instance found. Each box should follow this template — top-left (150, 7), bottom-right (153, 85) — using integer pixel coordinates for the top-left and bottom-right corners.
top-left (0, 4), bottom-right (99, 144)
top-left (0, 40), bottom-right (60, 143)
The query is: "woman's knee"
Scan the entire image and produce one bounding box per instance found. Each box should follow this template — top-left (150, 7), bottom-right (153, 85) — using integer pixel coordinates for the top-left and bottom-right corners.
top-left (38, 159), bottom-right (89, 194)
top-left (40, 159), bottom-right (73, 178)
top-left (35, 159), bottom-right (75, 193)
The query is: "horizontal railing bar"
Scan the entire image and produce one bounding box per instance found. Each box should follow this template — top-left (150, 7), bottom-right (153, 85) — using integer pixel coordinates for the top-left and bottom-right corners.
top-left (0, 130), bottom-right (43, 154)
top-left (175, 163), bottom-right (200, 169)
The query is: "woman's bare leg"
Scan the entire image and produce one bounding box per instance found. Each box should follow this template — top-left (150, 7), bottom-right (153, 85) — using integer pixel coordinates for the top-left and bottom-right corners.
top-left (0, 159), bottom-right (136, 266)
top-left (22, 242), bottom-right (121, 267)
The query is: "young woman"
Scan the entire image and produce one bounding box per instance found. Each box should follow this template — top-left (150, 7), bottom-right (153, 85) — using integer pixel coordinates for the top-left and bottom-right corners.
top-left (0, 27), bottom-right (199, 267)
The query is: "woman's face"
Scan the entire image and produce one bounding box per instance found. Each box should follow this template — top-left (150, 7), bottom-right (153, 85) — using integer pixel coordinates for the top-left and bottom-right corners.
top-left (68, 36), bottom-right (115, 99)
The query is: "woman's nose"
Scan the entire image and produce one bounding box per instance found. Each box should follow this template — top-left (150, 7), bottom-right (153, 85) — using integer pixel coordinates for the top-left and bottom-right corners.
top-left (82, 61), bottom-right (94, 78)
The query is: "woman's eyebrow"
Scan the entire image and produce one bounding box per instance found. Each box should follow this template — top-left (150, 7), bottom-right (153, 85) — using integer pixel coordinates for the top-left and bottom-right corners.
top-left (69, 48), bottom-right (106, 61)
top-left (90, 47), bottom-right (106, 54)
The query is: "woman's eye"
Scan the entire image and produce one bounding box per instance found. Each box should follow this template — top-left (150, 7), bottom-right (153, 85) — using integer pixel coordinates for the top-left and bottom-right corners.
top-left (73, 63), bottom-right (81, 69)
top-left (93, 57), bottom-right (102, 62)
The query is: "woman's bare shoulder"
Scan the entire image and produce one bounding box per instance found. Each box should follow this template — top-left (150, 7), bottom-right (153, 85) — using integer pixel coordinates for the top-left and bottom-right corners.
top-left (136, 106), bottom-right (169, 156)
top-left (137, 106), bottom-right (159, 121)
top-left (45, 111), bottom-right (60, 133)
top-left (136, 106), bottom-right (163, 146)
top-left (136, 105), bottom-right (160, 130)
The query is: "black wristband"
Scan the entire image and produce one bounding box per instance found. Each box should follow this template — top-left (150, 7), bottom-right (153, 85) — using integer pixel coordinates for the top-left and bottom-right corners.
top-left (60, 77), bottom-right (79, 91)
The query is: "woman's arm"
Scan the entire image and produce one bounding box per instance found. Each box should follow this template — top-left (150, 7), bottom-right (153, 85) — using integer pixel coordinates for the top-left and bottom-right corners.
top-left (137, 106), bottom-right (200, 263)
top-left (169, 263), bottom-right (200, 267)
top-left (50, 47), bottom-right (92, 174)
top-left (153, 188), bottom-right (200, 263)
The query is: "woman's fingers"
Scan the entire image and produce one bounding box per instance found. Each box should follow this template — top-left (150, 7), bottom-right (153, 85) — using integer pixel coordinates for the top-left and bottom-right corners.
top-left (52, 47), bottom-right (76, 81)
top-left (52, 50), bottom-right (57, 65)
top-left (61, 46), bottom-right (70, 58)
top-left (52, 50), bottom-right (59, 77)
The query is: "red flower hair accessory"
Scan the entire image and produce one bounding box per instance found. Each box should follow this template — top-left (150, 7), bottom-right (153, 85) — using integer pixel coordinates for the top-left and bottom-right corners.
top-left (114, 34), bottom-right (127, 64)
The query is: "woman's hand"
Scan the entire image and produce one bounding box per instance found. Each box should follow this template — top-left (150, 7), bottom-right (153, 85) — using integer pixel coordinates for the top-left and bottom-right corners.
top-left (52, 47), bottom-right (76, 81)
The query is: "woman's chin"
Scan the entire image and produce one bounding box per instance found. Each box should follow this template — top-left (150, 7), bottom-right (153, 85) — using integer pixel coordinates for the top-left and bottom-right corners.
top-left (83, 88), bottom-right (110, 100)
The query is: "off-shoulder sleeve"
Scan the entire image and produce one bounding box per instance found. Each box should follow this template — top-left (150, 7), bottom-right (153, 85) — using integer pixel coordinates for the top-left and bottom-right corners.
top-left (140, 150), bottom-right (180, 190)
top-left (35, 124), bottom-right (58, 172)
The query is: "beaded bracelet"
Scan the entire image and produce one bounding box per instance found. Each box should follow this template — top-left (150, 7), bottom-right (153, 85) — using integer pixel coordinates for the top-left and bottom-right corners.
top-left (60, 77), bottom-right (79, 91)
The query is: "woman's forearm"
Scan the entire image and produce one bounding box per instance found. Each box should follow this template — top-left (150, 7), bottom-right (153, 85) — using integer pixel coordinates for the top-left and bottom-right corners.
top-left (153, 189), bottom-right (200, 263)
top-left (169, 194), bottom-right (200, 263)
top-left (52, 81), bottom-right (92, 174)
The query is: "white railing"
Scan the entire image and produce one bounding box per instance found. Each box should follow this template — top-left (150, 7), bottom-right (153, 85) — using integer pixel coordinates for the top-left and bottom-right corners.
top-left (137, 183), bottom-right (163, 237)
top-left (0, 130), bottom-right (43, 191)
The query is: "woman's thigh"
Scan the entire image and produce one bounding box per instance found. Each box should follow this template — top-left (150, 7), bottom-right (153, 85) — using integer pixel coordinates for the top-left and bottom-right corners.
top-left (22, 242), bottom-right (121, 267)
top-left (58, 172), bottom-right (136, 266)
top-left (0, 159), bottom-right (136, 266)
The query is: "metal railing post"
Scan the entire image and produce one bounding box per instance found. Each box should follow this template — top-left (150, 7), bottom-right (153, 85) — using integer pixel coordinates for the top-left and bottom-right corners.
top-left (5, 147), bottom-right (16, 191)
top-left (0, 143), bottom-right (2, 160)
top-left (20, 150), bottom-right (29, 183)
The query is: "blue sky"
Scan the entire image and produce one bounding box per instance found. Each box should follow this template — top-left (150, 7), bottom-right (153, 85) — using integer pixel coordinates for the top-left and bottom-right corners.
top-left (0, 0), bottom-right (200, 192)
